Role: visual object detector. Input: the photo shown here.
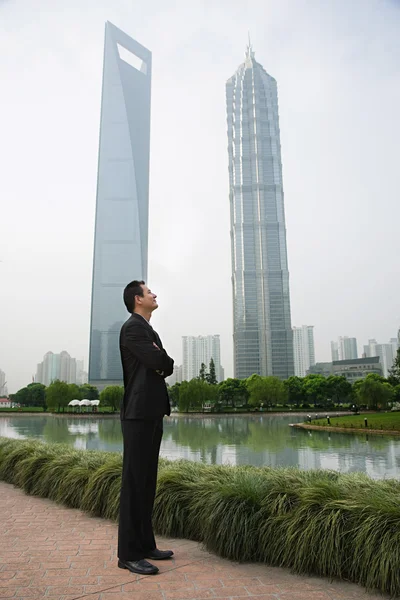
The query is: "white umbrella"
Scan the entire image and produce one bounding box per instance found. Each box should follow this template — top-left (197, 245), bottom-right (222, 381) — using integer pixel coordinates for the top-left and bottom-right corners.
top-left (90, 400), bottom-right (100, 406)
top-left (68, 399), bottom-right (81, 406)
top-left (79, 399), bottom-right (92, 406)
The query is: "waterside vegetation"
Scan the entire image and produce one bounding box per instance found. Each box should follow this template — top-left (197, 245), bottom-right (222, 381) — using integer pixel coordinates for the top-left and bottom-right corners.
top-left (307, 411), bottom-right (400, 432)
top-left (1, 437), bottom-right (400, 596)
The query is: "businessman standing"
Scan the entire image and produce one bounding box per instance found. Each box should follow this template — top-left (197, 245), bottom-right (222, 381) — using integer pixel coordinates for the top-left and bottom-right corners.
top-left (118, 280), bottom-right (174, 575)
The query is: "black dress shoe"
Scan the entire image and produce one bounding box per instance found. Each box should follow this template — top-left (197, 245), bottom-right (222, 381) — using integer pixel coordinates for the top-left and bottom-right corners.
top-left (146, 549), bottom-right (174, 560)
top-left (118, 559), bottom-right (159, 575)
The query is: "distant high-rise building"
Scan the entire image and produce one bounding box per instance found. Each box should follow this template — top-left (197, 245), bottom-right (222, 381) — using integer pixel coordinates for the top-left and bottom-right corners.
top-left (390, 337), bottom-right (399, 359)
top-left (226, 41), bottom-right (293, 380)
top-left (330, 341), bottom-right (339, 362)
top-left (339, 337), bottom-right (358, 360)
top-left (378, 344), bottom-right (395, 378)
top-left (182, 335), bottom-right (223, 382)
top-left (89, 22), bottom-right (152, 390)
top-left (363, 339), bottom-right (377, 359)
top-left (166, 365), bottom-right (183, 386)
top-left (36, 352), bottom-right (83, 386)
top-left (293, 326), bottom-right (315, 377)
top-left (76, 360), bottom-right (88, 385)
top-left (331, 337), bottom-right (358, 361)
top-left (363, 336), bottom-right (399, 377)
top-left (0, 369), bottom-right (7, 396)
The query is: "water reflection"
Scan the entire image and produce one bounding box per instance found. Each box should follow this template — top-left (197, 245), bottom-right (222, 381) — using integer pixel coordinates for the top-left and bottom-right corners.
top-left (1, 415), bottom-right (400, 479)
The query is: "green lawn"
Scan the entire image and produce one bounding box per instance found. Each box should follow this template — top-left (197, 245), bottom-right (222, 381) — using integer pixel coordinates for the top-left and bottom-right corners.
top-left (311, 412), bottom-right (400, 431)
top-left (0, 407), bottom-right (45, 412)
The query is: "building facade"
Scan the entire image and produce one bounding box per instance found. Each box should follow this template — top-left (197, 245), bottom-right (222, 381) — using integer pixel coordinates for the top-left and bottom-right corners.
top-left (293, 325), bottom-right (315, 377)
top-left (307, 362), bottom-right (333, 378)
top-left (89, 22), bottom-right (152, 389)
top-left (0, 369), bottom-right (7, 396)
top-left (182, 335), bottom-right (223, 382)
top-left (226, 43), bottom-right (293, 380)
top-left (35, 351), bottom-right (82, 386)
top-left (331, 337), bottom-right (358, 361)
top-left (332, 357), bottom-right (382, 383)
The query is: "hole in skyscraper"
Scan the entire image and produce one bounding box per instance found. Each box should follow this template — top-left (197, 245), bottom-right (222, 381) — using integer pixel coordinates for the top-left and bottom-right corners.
top-left (117, 44), bottom-right (148, 74)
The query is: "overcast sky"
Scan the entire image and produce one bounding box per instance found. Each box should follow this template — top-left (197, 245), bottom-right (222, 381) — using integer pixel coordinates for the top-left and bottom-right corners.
top-left (1, 0), bottom-right (399, 393)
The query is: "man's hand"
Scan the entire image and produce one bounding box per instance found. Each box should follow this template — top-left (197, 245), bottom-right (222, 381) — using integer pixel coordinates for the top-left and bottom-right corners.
top-left (153, 344), bottom-right (164, 375)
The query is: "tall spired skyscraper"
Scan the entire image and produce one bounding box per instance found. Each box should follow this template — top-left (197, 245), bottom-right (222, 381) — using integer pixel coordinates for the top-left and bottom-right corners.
top-left (226, 42), bottom-right (294, 379)
top-left (89, 22), bottom-right (151, 388)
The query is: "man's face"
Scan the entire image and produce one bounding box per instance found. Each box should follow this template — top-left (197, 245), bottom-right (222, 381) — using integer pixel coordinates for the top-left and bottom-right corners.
top-left (136, 284), bottom-right (158, 312)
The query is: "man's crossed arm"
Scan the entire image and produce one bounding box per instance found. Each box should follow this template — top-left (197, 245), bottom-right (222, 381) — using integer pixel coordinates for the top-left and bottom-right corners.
top-left (124, 323), bottom-right (174, 377)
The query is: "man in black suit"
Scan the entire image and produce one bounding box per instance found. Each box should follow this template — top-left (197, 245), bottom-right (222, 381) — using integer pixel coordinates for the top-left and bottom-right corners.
top-left (117, 280), bottom-right (174, 576)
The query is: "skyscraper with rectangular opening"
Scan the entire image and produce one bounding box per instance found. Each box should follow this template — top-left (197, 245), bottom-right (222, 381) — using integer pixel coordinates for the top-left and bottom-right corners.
top-left (226, 43), bottom-right (294, 379)
top-left (89, 22), bottom-right (151, 388)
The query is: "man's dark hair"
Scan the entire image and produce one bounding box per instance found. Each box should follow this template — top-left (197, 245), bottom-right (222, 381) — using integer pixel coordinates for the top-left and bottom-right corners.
top-left (123, 280), bottom-right (145, 313)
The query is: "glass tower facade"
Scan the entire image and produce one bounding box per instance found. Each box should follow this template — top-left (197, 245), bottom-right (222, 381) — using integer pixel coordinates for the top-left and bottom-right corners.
top-left (89, 22), bottom-right (151, 388)
top-left (226, 44), bottom-right (294, 379)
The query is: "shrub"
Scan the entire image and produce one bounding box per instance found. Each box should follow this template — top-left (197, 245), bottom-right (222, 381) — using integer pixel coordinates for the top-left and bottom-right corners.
top-left (1, 437), bottom-right (400, 596)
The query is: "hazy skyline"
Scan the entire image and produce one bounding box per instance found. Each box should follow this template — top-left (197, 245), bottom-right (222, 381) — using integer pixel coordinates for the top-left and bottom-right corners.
top-left (1, 0), bottom-right (399, 393)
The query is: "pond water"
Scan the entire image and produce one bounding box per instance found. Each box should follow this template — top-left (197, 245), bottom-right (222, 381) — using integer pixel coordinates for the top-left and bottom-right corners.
top-left (1, 414), bottom-right (399, 479)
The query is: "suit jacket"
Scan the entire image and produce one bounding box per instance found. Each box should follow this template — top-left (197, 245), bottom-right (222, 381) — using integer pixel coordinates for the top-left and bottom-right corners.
top-left (119, 313), bottom-right (174, 420)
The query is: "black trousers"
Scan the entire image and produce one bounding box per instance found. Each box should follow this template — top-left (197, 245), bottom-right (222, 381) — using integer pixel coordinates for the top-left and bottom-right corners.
top-left (118, 418), bottom-right (163, 561)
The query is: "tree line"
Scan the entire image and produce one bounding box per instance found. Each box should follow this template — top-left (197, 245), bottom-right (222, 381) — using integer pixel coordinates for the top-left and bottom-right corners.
top-left (168, 350), bottom-right (400, 412)
top-left (9, 349), bottom-right (400, 413)
top-left (10, 381), bottom-right (124, 412)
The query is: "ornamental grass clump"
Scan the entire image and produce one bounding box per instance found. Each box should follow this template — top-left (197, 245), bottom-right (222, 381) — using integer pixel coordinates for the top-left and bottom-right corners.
top-left (1, 436), bottom-right (400, 596)
top-left (81, 454), bottom-right (122, 520)
top-left (0, 439), bottom-right (40, 484)
top-left (153, 460), bottom-right (212, 540)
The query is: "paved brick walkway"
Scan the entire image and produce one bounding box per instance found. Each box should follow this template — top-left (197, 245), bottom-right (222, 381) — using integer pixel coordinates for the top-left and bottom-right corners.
top-left (0, 482), bottom-right (388, 600)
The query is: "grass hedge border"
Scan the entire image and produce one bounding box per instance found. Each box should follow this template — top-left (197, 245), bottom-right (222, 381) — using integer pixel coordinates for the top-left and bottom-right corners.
top-left (0, 437), bottom-right (399, 596)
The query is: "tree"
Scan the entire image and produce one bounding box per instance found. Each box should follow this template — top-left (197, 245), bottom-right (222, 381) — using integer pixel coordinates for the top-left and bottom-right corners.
top-left (26, 383), bottom-right (46, 408)
top-left (303, 374), bottom-right (328, 407)
top-left (393, 385), bottom-right (400, 404)
top-left (178, 379), bottom-right (216, 412)
top-left (388, 348), bottom-right (400, 386)
top-left (100, 386), bottom-right (124, 411)
top-left (351, 380), bottom-right (364, 407)
top-left (325, 376), bottom-right (352, 405)
top-left (67, 383), bottom-right (81, 402)
top-left (357, 374), bottom-right (394, 410)
top-left (284, 376), bottom-right (306, 407)
top-left (218, 378), bottom-right (249, 408)
top-left (13, 387), bottom-right (30, 406)
top-left (177, 381), bottom-right (190, 412)
top-left (168, 382), bottom-right (181, 407)
top-left (206, 358), bottom-right (218, 385)
top-left (246, 375), bottom-right (287, 408)
top-left (45, 380), bottom-right (70, 411)
top-left (79, 384), bottom-right (99, 400)
top-left (13, 384), bottom-right (46, 408)
top-left (199, 363), bottom-right (207, 382)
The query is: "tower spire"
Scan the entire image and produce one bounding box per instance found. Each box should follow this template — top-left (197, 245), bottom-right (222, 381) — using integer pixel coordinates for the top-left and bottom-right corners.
top-left (245, 31), bottom-right (255, 59)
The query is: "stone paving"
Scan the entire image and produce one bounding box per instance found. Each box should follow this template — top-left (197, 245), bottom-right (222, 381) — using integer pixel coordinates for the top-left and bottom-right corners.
top-left (0, 482), bottom-right (388, 600)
